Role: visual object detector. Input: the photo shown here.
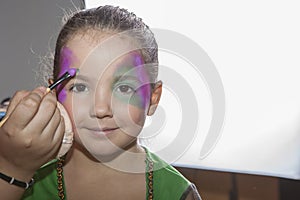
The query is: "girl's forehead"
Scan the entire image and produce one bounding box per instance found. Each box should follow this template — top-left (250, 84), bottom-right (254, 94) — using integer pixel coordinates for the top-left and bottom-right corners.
top-left (65, 33), bottom-right (141, 63)
top-left (63, 34), bottom-right (145, 76)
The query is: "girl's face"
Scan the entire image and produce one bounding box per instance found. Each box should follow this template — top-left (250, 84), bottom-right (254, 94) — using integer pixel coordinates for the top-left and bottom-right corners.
top-left (59, 33), bottom-right (159, 160)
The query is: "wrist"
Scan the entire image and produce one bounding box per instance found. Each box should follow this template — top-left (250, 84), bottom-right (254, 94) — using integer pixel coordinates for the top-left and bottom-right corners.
top-left (0, 160), bottom-right (35, 182)
top-left (0, 172), bottom-right (34, 189)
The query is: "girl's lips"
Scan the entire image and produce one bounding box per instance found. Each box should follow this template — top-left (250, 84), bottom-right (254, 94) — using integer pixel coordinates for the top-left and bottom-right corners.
top-left (86, 127), bottom-right (119, 136)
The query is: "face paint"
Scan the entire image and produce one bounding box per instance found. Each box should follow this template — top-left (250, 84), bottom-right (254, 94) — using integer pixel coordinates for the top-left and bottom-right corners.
top-left (57, 47), bottom-right (74, 103)
top-left (112, 54), bottom-right (151, 109)
top-left (58, 89), bottom-right (67, 103)
top-left (134, 54), bottom-right (151, 109)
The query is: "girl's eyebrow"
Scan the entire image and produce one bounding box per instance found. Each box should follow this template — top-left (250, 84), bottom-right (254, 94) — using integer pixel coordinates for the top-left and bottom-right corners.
top-left (74, 74), bottom-right (141, 84)
top-left (73, 74), bottom-right (90, 82)
top-left (113, 75), bottom-right (142, 84)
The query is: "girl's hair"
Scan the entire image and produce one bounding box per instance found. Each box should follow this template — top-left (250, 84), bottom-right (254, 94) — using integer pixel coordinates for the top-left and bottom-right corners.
top-left (53, 5), bottom-right (158, 82)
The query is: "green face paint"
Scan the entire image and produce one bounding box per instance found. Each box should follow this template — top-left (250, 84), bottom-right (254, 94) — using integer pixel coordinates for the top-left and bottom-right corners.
top-left (111, 54), bottom-right (151, 109)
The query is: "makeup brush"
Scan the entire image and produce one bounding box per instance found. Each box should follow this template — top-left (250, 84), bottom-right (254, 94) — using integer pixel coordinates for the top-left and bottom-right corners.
top-left (0, 68), bottom-right (79, 127)
top-left (46, 68), bottom-right (79, 93)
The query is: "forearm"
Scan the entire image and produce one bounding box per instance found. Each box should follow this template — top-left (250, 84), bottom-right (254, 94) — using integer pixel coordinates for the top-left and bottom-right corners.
top-left (0, 180), bottom-right (26, 200)
top-left (0, 151), bottom-right (34, 200)
top-left (0, 128), bottom-right (35, 200)
top-left (0, 157), bottom-right (32, 200)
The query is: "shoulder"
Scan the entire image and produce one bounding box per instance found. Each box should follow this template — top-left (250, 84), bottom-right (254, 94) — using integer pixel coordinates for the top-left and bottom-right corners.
top-left (180, 183), bottom-right (202, 200)
top-left (145, 148), bottom-right (189, 183)
top-left (145, 148), bottom-right (194, 199)
top-left (21, 159), bottom-right (58, 200)
top-left (33, 159), bottom-right (58, 183)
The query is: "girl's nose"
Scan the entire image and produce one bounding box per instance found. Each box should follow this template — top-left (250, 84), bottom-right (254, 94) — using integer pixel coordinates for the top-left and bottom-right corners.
top-left (90, 90), bottom-right (113, 119)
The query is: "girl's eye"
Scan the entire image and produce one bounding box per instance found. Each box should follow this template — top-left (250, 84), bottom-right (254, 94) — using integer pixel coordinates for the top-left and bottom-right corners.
top-left (69, 83), bottom-right (88, 93)
top-left (116, 85), bottom-right (135, 94)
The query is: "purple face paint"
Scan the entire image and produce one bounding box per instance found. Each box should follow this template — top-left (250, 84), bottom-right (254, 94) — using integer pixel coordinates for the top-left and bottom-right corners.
top-left (57, 47), bottom-right (74, 103)
top-left (58, 89), bottom-right (67, 103)
top-left (134, 54), bottom-right (151, 109)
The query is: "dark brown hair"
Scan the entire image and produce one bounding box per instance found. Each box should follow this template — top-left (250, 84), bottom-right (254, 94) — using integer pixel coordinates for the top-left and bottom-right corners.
top-left (53, 5), bottom-right (158, 82)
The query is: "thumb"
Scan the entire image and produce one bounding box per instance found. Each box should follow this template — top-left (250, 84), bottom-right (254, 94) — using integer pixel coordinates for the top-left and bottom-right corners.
top-left (5, 87), bottom-right (47, 117)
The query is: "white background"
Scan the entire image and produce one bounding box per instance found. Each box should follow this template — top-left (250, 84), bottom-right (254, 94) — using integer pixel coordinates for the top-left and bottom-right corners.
top-left (85, 0), bottom-right (300, 179)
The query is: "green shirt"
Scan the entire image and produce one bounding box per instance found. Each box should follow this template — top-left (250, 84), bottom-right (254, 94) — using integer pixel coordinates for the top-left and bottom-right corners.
top-left (22, 148), bottom-right (199, 199)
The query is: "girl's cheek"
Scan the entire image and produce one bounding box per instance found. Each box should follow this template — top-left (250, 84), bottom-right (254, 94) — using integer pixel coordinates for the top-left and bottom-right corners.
top-left (128, 104), bottom-right (147, 127)
top-left (113, 97), bottom-right (145, 125)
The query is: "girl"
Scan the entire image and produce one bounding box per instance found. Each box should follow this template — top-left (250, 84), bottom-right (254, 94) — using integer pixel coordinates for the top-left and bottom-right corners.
top-left (0, 5), bottom-right (201, 200)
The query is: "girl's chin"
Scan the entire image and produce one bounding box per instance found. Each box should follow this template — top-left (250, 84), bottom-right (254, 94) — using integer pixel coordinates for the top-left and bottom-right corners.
top-left (76, 140), bottom-right (123, 159)
top-left (88, 148), bottom-right (126, 162)
top-left (73, 133), bottom-right (139, 160)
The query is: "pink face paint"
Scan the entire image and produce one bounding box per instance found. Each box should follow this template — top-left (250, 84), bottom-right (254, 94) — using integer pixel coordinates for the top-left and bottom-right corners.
top-left (57, 47), bottom-right (74, 103)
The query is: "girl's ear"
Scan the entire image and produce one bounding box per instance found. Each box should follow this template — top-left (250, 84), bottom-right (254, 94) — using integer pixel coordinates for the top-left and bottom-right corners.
top-left (147, 81), bottom-right (163, 116)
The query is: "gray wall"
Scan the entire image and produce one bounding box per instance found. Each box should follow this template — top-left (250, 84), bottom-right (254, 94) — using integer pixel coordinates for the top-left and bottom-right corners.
top-left (0, 0), bottom-right (85, 101)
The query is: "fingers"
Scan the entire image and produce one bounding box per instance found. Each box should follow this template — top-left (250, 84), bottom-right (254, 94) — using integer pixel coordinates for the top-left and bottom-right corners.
top-left (5, 87), bottom-right (45, 117)
top-left (38, 107), bottom-right (60, 137)
top-left (7, 87), bottom-right (67, 147)
top-left (4, 87), bottom-right (47, 130)
top-left (54, 116), bottom-right (65, 143)
top-left (0, 87), bottom-right (68, 174)
top-left (50, 116), bottom-right (66, 156)
top-left (26, 92), bottom-right (58, 134)
top-left (24, 90), bottom-right (66, 156)
top-left (41, 115), bottom-right (66, 160)
top-left (5, 91), bottom-right (29, 117)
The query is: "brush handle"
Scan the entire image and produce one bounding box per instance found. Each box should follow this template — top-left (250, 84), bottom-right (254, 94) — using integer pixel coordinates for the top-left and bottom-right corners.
top-left (48, 72), bottom-right (71, 91)
top-left (0, 115), bottom-right (8, 127)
